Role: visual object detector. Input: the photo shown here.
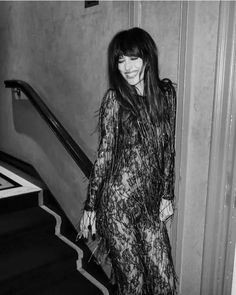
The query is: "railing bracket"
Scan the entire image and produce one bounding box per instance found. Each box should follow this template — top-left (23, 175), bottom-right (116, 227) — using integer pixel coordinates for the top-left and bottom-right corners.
top-left (11, 88), bottom-right (22, 99)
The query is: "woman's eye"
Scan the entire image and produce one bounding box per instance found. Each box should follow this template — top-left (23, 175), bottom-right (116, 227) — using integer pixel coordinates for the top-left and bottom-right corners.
top-left (130, 57), bottom-right (138, 61)
top-left (118, 59), bottom-right (125, 63)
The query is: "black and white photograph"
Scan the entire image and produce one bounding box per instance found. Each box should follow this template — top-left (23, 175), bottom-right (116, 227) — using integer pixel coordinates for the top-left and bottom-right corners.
top-left (0, 1), bottom-right (235, 295)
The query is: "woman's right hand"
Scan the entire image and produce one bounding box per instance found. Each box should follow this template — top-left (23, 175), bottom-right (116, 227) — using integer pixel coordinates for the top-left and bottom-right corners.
top-left (77, 210), bottom-right (96, 240)
top-left (159, 199), bottom-right (174, 222)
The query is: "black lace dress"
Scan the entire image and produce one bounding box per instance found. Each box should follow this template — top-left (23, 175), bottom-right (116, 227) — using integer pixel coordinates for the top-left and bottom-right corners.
top-left (84, 83), bottom-right (177, 295)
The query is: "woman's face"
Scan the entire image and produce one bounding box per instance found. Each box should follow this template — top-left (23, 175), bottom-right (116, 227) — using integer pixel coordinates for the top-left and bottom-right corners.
top-left (118, 55), bottom-right (145, 94)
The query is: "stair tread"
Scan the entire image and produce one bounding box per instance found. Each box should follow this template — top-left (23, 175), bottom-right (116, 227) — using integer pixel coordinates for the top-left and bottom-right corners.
top-left (0, 256), bottom-right (76, 294)
top-left (38, 271), bottom-right (103, 295)
top-left (0, 234), bottom-right (78, 280)
top-left (0, 192), bottom-right (39, 214)
top-left (2, 270), bottom-right (104, 295)
top-left (0, 206), bottom-right (55, 237)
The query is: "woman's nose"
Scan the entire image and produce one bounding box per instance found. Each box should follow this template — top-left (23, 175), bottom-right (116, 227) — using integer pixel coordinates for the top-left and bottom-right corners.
top-left (124, 60), bottom-right (132, 71)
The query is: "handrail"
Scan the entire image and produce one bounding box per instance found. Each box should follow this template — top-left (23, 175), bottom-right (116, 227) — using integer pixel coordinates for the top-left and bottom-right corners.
top-left (4, 80), bottom-right (93, 179)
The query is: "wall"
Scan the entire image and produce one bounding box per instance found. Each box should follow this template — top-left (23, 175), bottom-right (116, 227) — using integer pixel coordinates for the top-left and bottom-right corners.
top-left (0, 1), bottom-right (131, 228)
top-left (232, 244), bottom-right (236, 295)
top-left (176, 2), bottom-right (220, 294)
top-left (141, 1), bottom-right (180, 81)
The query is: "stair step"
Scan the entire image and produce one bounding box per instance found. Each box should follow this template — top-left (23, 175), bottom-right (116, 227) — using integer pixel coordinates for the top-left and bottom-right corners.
top-left (0, 256), bottom-right (77, 295)
top-left (0, 192), bottom-right (39, 214)
top-left (0, 233), bottom-right (78, 281)
top-left (0, 207), bottom-right (55, 238)
top-left (36, 271), bottom-right (103, 295)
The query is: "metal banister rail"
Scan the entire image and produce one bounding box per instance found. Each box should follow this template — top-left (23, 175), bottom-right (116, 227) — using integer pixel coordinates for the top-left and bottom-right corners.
top-left (4, 79), bottom-right (93, 179)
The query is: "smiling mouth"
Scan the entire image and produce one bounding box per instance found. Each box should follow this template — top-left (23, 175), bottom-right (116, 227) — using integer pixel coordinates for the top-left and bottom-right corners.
top-left (125, 71), bottom-right (138, 79)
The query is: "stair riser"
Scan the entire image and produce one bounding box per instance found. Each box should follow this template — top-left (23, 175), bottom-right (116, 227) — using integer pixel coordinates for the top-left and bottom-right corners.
top-left (0, 207), bottom-right (56, 238)
top-left (0, 236), bottom-right (77, 281)
top-left (0, 192), bottom-right (39, 214)
top-left (0, 258), bottom-right (77, 294)
top-left (0, 224), bottom-right (55, 247)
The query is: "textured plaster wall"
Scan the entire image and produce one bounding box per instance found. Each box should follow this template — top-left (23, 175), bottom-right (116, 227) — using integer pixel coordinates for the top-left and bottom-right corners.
top-left (141, 1), bottom-right (181, 82)
top-left (0, 1), bottom-right (130, 227)
top-left (177, 2), bottom-right (220, 294)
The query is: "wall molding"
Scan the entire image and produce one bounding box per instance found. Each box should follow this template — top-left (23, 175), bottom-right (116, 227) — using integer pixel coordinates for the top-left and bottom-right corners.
top-left (129, 0), bottom-right (142, 28)
top-left (175, 1), bottom-right (195, 290)
top-left (200, 2), bottom-right (236, 294)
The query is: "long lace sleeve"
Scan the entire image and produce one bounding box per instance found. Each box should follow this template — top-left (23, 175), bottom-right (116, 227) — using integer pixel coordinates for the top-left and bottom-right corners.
top-left (84, 90), bottom-right (118, 211)
top-left (162, 85), bottom-right (176, 201)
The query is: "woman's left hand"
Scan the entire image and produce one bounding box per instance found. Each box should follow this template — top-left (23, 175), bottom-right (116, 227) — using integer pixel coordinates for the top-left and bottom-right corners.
top-left (77, 210), bottom-right (96, 240)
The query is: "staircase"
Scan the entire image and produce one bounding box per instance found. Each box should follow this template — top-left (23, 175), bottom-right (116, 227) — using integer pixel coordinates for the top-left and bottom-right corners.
top-left (0, 165), bottom-right (108, 295)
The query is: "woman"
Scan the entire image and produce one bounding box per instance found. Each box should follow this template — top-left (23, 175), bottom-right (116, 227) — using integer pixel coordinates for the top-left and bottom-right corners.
top-left (79, 27), bottom-right (177, 295)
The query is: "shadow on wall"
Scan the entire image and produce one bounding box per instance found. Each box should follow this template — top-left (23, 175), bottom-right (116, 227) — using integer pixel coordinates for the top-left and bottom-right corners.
top-left (11, 88), bottom-right (91, 183)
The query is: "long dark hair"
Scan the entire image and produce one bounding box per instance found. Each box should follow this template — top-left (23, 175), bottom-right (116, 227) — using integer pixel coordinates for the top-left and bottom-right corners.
top-left (108, 27), bottom-right (171, 124)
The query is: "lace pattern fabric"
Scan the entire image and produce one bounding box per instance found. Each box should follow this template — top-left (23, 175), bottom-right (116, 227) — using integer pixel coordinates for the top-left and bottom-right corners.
top-left (85, 83), bottom-right (177, 294)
